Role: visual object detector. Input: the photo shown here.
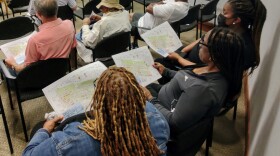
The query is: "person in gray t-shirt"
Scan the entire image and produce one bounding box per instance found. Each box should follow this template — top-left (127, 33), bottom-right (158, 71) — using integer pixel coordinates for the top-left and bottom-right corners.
top-left (142, 27), bottom-right (245, 136)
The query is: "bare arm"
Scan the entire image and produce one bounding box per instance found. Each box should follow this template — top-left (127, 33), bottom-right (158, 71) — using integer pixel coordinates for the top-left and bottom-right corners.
top-left (5, 57), bottom-right (26, 72)
top-left (146, 3), bottom-right (159, 14)
top-left (181, 39), bottom-right (200, 53)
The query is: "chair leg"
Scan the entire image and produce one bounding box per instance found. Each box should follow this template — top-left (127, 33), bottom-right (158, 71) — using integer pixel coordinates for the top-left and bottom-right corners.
top-left (5, 80), bottom-right (14, 110)
top-left (200, 21), bottom-right (203, 38)
top-left (196, 24), bottom-right (199, 40)
top-left (233, 101), bottom-right (238, 120)
top-left (0, 97), bottom-right (14, 154)
top-left (15, 86), bottom-right (28, 141)
top-left (17, 101), bottom-right (29, 142)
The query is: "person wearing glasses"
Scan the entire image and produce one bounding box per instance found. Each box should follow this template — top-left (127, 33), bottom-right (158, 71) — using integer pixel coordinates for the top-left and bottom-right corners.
top-left (155, 0), bottom-right (266, 80)
top-left (142, 27), bottom-right (244, 136)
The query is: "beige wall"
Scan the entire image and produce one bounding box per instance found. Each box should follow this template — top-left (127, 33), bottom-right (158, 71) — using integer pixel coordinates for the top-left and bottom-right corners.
top-left (249, 0), bottom-right (280, 155)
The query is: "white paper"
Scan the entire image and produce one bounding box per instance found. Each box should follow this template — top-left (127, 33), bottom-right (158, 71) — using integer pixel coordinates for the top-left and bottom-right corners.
top-left (43, 61), bottom-right (107, 114)
top-left (0, 32), bottom-right (36, 64)
top-left (112, 46), bottom-right (162, 86)
top-left (141, 22), bottom-right (182, 57)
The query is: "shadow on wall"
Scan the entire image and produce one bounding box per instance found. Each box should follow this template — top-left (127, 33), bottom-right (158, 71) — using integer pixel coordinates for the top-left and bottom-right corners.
top-left (250, 21), bottom-right (280, 154)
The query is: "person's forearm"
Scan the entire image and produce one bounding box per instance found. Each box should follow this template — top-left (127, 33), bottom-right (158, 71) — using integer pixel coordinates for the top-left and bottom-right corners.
top-left (146, 3), bottom-right (156, 14)
top-left (177, 57), bottom-right (195, 66)
top-left (181, 39), bottom-right (200, 53)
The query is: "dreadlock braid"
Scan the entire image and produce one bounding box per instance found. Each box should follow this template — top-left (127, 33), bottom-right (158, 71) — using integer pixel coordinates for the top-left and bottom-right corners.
top-left (81, 67), bottom-right (163, 156)
top-left (228, 0), bottom-right (267, 73)
top-left (208, 27), bottom-right (244, 99)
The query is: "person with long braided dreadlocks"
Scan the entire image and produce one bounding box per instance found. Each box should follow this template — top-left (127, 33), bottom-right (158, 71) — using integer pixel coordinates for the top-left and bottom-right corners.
top-left (23, 67), bottom-right (169, 156)
top-left (155, 0), bottom-right (266, 84)
top-left (142, 27), bottom-right (244, 138)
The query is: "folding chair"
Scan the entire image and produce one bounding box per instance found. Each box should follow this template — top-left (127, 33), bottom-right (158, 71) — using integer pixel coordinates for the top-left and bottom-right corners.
top-left (8, 0), bottom-right (30, 17)
top-left (0, 58), bottom-right (69, 142)
top-left (133, 0), bottom-right (161, 13)
top-left (178, 4), bottom-right (201, 39)
top-left (57, 5), bottom-right (75, 27)
top-left (199, 0), bottom-right (219, 37)
top-left (74, 0), bottom-right (101, 20)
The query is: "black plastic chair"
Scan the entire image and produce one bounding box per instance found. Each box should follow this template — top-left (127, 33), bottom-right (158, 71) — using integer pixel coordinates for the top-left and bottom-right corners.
top-left (0, 95), bottom-right (13, 154)
top-left (133, 0), bottom-right (161, 12)
top-left (74, 0), bottom-right (101, 20)
top-left (179, 4), bottom-right (201, 39)
top-left (120, 0), bottom-right (133, 12)
top-left (199, 0), bottom-right (219, 37)
top-left (0, 16), bottom-right (34, 41)
top-left (0, 58), bottom-right (69, 142)
top-left (167, 117), bottom-right (213, 156)
top-left (57, 5), bottom-right (75, 27)
top-left (90, 31), bottom-right (131, 67)
top-left (8, 0), bottom-right (30, 17)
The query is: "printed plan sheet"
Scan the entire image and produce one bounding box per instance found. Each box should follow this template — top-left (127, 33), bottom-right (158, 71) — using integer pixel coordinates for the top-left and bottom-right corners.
top-left (43, 61), bottom-right (107, 114)
top-left (112, 46), bottom-right (161, 86)
top-left (0, 32), bottom-right (35, 64)
top-left (141, 22), bottom-right (182, 57)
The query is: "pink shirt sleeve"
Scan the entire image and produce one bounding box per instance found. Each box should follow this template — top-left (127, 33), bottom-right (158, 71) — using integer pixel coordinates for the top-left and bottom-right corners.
top-left (24, 36), bottom-right (41, 66)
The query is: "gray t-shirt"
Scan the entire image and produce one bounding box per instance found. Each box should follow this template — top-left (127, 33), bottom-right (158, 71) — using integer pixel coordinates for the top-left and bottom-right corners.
top-left (155, 68), bottom-right (228, 135)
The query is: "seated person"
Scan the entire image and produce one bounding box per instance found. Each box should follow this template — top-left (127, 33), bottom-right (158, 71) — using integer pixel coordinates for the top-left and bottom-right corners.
top-left (156, 0), bottom-right (267, 75)
top-left (4, 0), bottom-right (76, 73)
top-left (22, 67), bottom-right (170, 156)
top-left (142, 27), bottom-right (244, 136)
top-left (28, 0), bottom-right (77, 16)
top-left (76, 0), bottom-right (131, 63)
top-left (129, 0), bottom-right (189, 47)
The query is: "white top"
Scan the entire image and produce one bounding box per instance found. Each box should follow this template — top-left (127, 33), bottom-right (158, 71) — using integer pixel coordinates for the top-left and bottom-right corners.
top-left (137, 1), bottom-right (189, 34)
top-left (28, 0), bottom-right (77, 15)
top-left (81, 10), bottom-right (131, 48)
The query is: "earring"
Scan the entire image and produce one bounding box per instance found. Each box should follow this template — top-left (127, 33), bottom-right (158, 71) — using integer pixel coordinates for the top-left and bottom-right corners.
top-left (209, 57), bottom-right (212, 61)
top-left (233, 22), bottom-right (236, 25)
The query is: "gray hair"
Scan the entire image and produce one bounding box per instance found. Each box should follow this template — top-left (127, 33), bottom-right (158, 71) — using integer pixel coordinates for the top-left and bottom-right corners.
top-left (34, 0), bottom-right (58, 17)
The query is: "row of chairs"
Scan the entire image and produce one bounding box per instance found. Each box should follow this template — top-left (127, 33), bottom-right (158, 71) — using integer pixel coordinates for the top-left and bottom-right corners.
top-left (175, 0), bottom-right (219, 39)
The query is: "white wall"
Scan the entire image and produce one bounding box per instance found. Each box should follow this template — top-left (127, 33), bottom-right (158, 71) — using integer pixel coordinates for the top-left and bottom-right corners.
top-left (249, 0), bottom-right (280, 155)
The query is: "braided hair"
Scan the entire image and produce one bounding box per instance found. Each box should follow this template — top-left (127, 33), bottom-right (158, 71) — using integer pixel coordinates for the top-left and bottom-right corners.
top-left (227, 0), bottom-right (267, 73)
top-left (81, 67), bottom-right (163, 156)
top-left (208, 27), bottom-right (244, 99)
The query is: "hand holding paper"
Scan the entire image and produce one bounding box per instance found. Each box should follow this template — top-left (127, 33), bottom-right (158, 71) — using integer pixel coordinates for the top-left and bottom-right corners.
top-left (141, 22), bottom-right (183, 57)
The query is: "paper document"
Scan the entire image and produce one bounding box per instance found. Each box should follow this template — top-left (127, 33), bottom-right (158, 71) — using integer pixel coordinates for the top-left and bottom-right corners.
top-left (112, 46), bottom-right (162, 86)
top-left (43, 61), bottom-right (107, 114)
top-left (0, 32), bottom-right (35, 64)
top-left (141, 22), bottom-right (182, 57)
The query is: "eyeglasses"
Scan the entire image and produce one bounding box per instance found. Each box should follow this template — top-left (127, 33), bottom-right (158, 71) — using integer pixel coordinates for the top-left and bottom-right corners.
top-left (199, 35), bottom-right (209, 48)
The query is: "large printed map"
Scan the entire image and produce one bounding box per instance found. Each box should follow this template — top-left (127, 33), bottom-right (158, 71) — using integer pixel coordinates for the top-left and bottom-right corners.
top-left (43, 61), bottom-right (107, 114)
top-left (112, 46), bottom-right (161, 86)
top-left (141, 22), bottom-right (182, 57)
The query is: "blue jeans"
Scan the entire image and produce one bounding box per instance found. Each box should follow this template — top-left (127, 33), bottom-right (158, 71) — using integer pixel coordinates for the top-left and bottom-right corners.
top-left (146, 102), bottom-right (170, 153)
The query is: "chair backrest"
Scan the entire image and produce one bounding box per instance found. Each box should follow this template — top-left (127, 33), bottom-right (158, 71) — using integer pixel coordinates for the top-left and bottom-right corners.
top-left (167, 117), bottom-right (213, 156)
top-left (92, 31), bottom-right (131, 59)
top-left (8, 0), bottom-right (30, 8)
top-left (201, 0), bottom-right (219, 15)
top-left (16, 58), bottom-right (69, 90)
top-left (0, 16), bottom-right (34, 40)
top-left (57, 5), bottom-right (74, 20)
top-left (170, 20), bottom-right (181, 36)
top-left (119, 0), bottom-right (132, 10)
top-left (180, 4), bottom-right (201, 25)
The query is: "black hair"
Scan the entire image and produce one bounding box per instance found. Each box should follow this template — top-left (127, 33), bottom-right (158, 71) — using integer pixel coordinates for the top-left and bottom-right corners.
top-left (208, 27), bottom-right (244, 99)
top-left (228, 0), bottom-right (267, 74)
